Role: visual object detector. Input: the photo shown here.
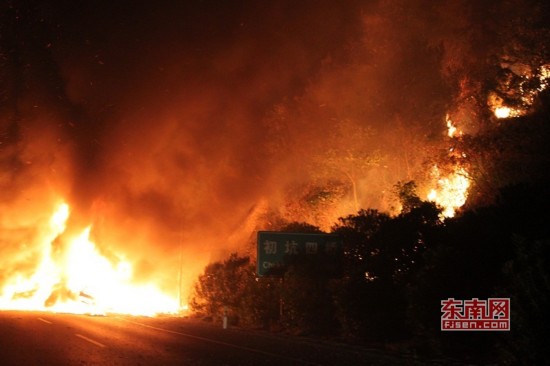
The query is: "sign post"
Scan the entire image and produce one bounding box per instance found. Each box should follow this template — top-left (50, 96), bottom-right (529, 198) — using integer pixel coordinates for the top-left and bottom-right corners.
top-left (256, 231), bottom-right (343, 277)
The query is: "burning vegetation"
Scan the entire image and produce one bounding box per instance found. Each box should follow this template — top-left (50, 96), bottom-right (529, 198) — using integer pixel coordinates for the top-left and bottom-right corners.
top-left (1, 0), bottom-right (550, 361)
top-left (0, 202), bottom-right (178, 315)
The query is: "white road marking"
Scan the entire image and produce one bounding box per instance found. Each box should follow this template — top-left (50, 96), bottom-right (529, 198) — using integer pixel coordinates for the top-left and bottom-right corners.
top-left (119, 318), bottom-right (319, 365)
top-left (37, 317), bottom-right (52, 324)
top-left (75, 333), bottom-right (107, 348)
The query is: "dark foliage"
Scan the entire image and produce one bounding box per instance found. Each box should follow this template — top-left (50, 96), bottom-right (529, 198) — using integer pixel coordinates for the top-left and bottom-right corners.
top-left (408, 182), bottom-right (550, 362)
top-left (496, 236), bottom-right (550, 365)
top-left (190, 253), bottom-right (280, 328)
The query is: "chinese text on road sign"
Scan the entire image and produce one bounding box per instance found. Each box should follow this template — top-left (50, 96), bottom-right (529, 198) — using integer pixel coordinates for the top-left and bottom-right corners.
top-left (257, 231), bottom-right (342, 277)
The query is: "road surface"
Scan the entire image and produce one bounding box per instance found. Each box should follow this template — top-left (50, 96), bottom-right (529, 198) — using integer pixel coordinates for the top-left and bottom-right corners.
top-left (0, 311), bottom-right (424, 365)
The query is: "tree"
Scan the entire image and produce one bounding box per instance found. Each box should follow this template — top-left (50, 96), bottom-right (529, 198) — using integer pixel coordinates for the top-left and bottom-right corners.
top-left (312, 118), bottom-right (380, 212)
top-left (280, 182), bottom-right (348, 231)
top-left (407, 182), bottom-right (550, 361)
top-left (488, 0), bottom-right (550, 116)
top-left (456, 99), bottom-right (550, 207)
top-left (393, 181), bottom-right (423, 213)
top-left (330, 196), bottom-right (441, 342)
top-left (280, 262), bottom-right (339, 336)
top-left (496, 236), bottom-right (550, 364)
top-left (190, 254), bottom-right (256, 324)
top-left (192, 228), bottom-right (340, 330)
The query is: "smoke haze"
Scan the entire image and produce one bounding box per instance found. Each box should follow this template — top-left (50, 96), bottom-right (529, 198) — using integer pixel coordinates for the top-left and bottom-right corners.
top-left (3, 0), bottom-right (522, 298)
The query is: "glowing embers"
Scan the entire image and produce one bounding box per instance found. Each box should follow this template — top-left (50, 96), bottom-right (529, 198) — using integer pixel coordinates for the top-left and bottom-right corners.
top-left (489, 63), bottom-right (550, 119)
top-left (489, 97), bottom-right (524, 119)
top-left (0, 202), bottom-right (178, 316)
top-left (428, 166), bottom-right (470, 218)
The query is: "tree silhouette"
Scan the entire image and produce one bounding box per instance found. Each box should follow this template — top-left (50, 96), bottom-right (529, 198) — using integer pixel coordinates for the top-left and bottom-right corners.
top-left (312, 118), bottom-right (380, 212)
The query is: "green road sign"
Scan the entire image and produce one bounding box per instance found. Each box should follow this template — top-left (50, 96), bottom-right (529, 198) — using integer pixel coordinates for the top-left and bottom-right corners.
top-left (257, 231), bottom-right (343, 277)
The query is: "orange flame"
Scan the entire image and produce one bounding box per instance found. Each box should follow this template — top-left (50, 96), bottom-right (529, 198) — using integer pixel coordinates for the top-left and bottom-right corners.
top-left (489, 63), bottom-right (550, 119)
top-left (494, 106), bottom-right (512, 119)
top-left (426, 115), bottom-right (470, 218)
top-left (427, 166), bottom-right (470, 218)
top-left (446, 114), bottom-right (461, 138)
top-left (0, 202), bottom-right (180, 316)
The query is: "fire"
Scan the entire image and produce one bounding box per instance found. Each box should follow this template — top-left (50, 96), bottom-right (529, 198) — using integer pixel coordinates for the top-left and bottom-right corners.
top-left (426, 116), bottom-right (470, 218)
top-left (494, 106), bottom-right (512, 119)
top-left (446, 114), bottom-right (461, 138)
top-left (430, 62), bottom-right (549, 215)
top-left (489, 63), bottom-right (550, 119)
top-left (427, 166), bottom-right (470, 218)
top-left (488, 93), bottom-right (523, 119)
top-left (0, 202), bottom-right (179, 316)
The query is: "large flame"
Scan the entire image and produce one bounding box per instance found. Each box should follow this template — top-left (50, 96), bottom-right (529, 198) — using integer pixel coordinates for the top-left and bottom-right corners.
top-left (427, 166), bottom-right (470, 218)
top-left (427, 116), bottom-right (471, 218)
top-left (0, 202), bottom-right (179, 316)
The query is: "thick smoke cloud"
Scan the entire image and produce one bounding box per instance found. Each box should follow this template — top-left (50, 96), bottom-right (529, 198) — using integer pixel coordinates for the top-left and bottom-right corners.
top-left (1, 0), bottom-right (367, 295)
top-left (47, 1), bottom-right (365, 248)
top-left (2, 0), bottom-right (518, 297)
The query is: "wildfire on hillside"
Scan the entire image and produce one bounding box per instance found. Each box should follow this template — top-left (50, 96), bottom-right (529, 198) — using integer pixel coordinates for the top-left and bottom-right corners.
top-left (1, 1), bottom-right (549, 317)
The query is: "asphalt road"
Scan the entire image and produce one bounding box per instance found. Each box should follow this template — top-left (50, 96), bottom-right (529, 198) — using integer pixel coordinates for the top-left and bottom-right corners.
top-left (0, 311), bottom-right (424, 366)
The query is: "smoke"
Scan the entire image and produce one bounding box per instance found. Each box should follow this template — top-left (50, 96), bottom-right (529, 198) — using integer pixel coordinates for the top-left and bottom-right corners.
top-left (1, 0), bottom-right (369, 298)
top-left (2, 0), bottom-right (524, 299)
